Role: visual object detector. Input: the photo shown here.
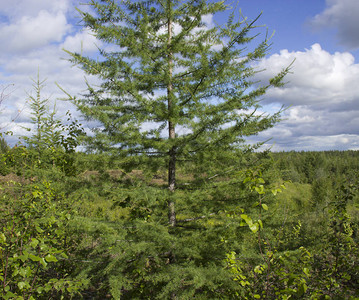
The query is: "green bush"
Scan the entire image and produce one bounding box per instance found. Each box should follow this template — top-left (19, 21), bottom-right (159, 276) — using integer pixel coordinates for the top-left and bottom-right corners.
top-left (0, 180), bottom-right (86, 299)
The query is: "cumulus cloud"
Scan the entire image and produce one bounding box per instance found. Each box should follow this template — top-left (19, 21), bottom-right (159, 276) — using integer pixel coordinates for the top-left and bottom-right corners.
top-left (310, 0), bottom-right (359, 49)
top-left (0, 10), bottom-right (70, 53)
top-left (268, 106), bottom-right (359, 137)
top-left (0, 0), bottom-right (101, 145)
top-left (255, 43), bottom-right (359, 109)
top-left (62, 29), bottom-right (101, 54)
top-left (0, 0), bottom-right (71, 18)
top-left (252, 105), bottom-right (359, 151)
top-left (258, 133), bottom-right (359, 152)
top-left (250, 43), bottom-right (359, 151)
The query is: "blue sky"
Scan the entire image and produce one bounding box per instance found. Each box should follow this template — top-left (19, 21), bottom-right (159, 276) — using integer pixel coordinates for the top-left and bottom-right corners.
top-left (241, 0), bottom-right (359, 55)
top-left (0, 0), bottom-right (359, 151)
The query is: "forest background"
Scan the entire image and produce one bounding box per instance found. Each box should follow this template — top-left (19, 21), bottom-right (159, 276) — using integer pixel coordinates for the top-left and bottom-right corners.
top-left (0, 0), bottom-right (358, 299)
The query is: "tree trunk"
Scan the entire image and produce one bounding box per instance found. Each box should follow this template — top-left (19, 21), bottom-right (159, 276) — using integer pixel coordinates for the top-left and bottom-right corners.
top-left (167, 1), bottom-right (176, 227)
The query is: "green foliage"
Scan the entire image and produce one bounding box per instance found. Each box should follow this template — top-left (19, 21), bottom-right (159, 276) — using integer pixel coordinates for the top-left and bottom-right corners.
top-left (65, 0), bottom-right (289, 174)
top-left (272, 150), bottom-right (359, 185)
top-left (1, 144), bottom-right (358, 298)
top-left (0, 180), bottom-right (86, 299)
top-left (226, 247), bottom-right (312, 299)
top-left (60, 0), bottom-right (292, 297)
top-left (308, 182), bottom-right (359, 298)
top-left (0, 145), bottom-right (30, 176)
top-left (0, 137), bottom-right (9, 154)
top-left (311, 177), bottom-right (332, 207)
top-left (224, 169), bottom-right (312, 299)
top-left (23, 73), bottom-right (49, 156)
top-left (225, 168), bottom-right (359, 299)
top-left (1, 1), bottom-right (358, 299)
top-left (14, 74), bottom-right (84, 177)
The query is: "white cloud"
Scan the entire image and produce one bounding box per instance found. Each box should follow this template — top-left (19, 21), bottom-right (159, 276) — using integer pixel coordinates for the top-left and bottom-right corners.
top-left (62, 29), bottom-right (101, 54)
top-left (0, 0), bottom-right (101, 145)
top-left (254, 103), bottom-right (359, 151)
top-left (201, 14), bottom-right (214, 28)
top-left (0, 10), bottom-right (70, 53)
top-left (259, 133), bottom-right (359, 152)
top-left (0, 0), bottom-right (72, 18)
top-left (250, 43), bottom-right (359, 151)
top-left (255, 43), bottom-right (359, 108)
top-left (310, 0), bottom-right (359, 49)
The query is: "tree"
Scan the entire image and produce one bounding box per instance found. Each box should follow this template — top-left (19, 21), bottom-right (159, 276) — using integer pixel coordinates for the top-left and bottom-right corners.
top-left (67, 0), bottom-right (288, 222)
top-left (23, 74), bottom-right (49, 159)
top-left (65, 0), bottom-right (290, 297)
top-left (21, 74), bottom-right (83, 176)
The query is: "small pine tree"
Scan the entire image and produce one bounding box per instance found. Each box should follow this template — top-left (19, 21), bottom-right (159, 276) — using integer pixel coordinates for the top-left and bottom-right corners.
top-left (22, 73), bottom-right (60, 164)
top-left (23, 74), bottom-right (83, 175)
top-left (27, 74), bottom-right (48, 153)
top-left (65, 0), bottom-right (290, 297)
top-left (66, 0), bottom-right (289, 222)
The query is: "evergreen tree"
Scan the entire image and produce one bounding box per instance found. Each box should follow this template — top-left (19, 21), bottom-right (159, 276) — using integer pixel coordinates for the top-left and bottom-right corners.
top-left (65, 0), bottom-right (290, 297)
top-left (67, 0), bottom-right (288, 222)
top-left (23, 74), bottom-right (83, 175)
top-left (23, 73), bottom-right (49, 158)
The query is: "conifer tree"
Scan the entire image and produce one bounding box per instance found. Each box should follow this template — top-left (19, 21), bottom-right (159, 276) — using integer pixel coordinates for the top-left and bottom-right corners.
top-left (65, 0), bottom-right (289, 297)
top-left (67, 0), bottom-right (288, 221)
top-left (24, 74), bottom-right (49, 156)
top-left (23, 74), bottom-right (83, 174)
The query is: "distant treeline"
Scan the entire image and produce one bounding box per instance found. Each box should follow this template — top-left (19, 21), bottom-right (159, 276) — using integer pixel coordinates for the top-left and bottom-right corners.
top-left (272, 150), bottom-right (359, 184)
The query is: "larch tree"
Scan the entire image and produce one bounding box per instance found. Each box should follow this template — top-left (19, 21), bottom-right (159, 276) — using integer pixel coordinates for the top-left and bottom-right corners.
top-left (22, 74), bottom-right (83, 174)
top-left (23, 74), bottom-right (49, 155)
top-left (65, 0), bottom-right (289, 297)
